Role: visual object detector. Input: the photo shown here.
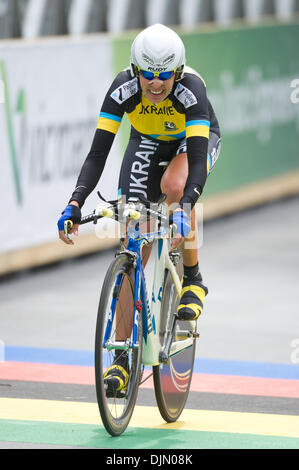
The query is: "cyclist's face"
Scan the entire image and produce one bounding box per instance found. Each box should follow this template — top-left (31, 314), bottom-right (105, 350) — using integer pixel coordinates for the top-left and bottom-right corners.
top-left (139, 74), bottom-right (175, 104)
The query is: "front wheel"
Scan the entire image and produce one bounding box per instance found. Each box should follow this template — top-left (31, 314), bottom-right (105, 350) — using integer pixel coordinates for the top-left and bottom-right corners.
top-left (153, 268), bottom-right (196, 422)
top-left (94, 253), bottom-right (143, 436)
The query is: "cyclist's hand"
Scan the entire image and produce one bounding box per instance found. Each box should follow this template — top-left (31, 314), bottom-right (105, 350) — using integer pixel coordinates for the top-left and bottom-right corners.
top-left (57, 202), bottom-right (81, 245)
top-left (171, 208), bottom-right (191, 249)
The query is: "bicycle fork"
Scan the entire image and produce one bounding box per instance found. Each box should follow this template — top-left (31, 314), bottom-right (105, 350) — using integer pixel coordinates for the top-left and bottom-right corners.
top-left (103, 253), bottom-right (140, 354)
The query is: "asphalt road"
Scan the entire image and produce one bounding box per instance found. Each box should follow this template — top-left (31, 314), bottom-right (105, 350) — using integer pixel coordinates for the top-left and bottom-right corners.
top-left (0, 196), bottom-right (299, 450)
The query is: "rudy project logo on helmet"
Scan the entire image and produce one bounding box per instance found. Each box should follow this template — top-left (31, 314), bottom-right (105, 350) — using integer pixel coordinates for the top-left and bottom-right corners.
top-left (148, 66), bottom-right (168, 73)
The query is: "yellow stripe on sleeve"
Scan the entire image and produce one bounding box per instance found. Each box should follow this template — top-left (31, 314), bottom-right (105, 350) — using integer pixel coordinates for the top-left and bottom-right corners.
top-left (97, 117), bottom-right (121, 134)
top-left (186, 124), bottom-right (210, 139)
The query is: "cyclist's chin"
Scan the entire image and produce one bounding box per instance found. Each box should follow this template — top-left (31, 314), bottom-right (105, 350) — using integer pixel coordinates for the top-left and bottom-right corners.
top-left (146, 90), bottom-right (167, 104)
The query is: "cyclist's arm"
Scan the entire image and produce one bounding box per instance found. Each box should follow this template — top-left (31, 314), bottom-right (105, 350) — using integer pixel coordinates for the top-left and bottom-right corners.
top-left (69, 129), bottom-right (116, 208)
top-left (58, 128), bottom-right (115, 245)
top-left (179, 135), bottom-right (209, 209)
top-left (178, 76), bottom-right (210, 210)
top-left (69, 72), bottom-right (130, 208)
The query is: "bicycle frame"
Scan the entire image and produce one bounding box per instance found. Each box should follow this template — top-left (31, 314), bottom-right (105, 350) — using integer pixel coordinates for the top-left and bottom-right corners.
top-left (76, 196), bottom-right (198, 435)
top-left (131, 230), bottom-right (181, 365)
top-left (80, 198), bottom-right (196, 369)
top-left (116, 219), bottom-right (194, 367)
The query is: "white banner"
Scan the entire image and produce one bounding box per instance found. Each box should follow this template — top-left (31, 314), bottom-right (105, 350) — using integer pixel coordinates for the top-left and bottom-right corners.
top-left (0, 36), bottom-right (122, 254)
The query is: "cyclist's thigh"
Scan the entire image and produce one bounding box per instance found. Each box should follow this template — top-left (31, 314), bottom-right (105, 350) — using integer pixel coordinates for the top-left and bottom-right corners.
top-left (118, 130), bottom-right (174, 202)
top-left (160, 152), bottom-right (188, 203)
top-left (160, 138), bottom-right (189, 201)
top-left (167, 132), bottom-right (222, 176)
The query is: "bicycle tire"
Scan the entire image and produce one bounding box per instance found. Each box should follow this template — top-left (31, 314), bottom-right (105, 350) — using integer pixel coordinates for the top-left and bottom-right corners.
top-left (153, 267), bottom-right (196, 422)
top-left (94, 253), bottom-right (143, 436)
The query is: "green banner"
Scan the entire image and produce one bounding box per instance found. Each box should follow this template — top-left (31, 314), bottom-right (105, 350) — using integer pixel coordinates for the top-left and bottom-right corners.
top-left (112, 20), bottom-right (299, 195)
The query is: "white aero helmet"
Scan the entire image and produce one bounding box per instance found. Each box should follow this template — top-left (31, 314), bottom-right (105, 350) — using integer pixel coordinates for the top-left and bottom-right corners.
top-left (130, 24), bottom-right (185, 81)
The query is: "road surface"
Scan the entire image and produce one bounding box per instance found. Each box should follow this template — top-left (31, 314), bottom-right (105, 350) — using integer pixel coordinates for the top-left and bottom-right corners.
top-left (0, 196), bottom-right (298, 450)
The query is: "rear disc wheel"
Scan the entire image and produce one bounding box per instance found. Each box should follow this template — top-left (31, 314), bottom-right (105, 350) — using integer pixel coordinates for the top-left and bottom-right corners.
top-left (153, 268), bottom-right (196, 422)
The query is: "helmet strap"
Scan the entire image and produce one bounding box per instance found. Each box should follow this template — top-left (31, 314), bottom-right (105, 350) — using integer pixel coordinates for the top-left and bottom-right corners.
top-left (175, 65), bottom-right (184, 81)
top-left (130, 63), bottom-right (139, 78)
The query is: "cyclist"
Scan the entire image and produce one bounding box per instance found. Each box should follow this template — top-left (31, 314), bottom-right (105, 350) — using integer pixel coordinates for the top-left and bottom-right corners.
top-left (58, 24), bottom-right (221, 394)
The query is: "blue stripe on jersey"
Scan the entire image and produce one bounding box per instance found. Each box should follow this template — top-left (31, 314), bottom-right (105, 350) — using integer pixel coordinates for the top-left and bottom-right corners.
top-left (150, 131), bottom-right (186, 140)
top-left (207, 153), bottom-right (212, 174)
top-left (186, 120), bottom-right (210, 127)
top-left (99, 112), bottom-right (122, 122)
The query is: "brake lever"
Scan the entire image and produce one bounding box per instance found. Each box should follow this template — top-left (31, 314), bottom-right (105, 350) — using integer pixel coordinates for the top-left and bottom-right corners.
top-left (138, 193), bottom-right (167, 207)
top-left (97, 190), bottom-right (118, 206)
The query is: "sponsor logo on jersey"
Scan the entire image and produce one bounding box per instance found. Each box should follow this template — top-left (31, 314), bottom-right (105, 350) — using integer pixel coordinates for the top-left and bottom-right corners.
top-left (129, 136), bottom-right (159, 199)
top-left (164, 121), bottom-right (178, 131)
top-left (139, 104), bottom-right (175, 116)
top-left (210, 138), bottom-right (222, 168)
top-left (111, 77), bottom-right (138, 104)
top-left (174, 83), bottom-right (197, 108)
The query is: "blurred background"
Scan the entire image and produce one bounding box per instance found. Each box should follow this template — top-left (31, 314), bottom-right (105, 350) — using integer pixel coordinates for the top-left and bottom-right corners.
top-left (0, 0), bottom-right (299, 38)
top-left (0, 0), bottom-right (299, 363)
top-left (0, 0), bottom-right (298, 274)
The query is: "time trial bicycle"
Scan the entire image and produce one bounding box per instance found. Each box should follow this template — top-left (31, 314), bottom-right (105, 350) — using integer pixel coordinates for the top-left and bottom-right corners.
top-left (65, 192), bottom-right (199, 436)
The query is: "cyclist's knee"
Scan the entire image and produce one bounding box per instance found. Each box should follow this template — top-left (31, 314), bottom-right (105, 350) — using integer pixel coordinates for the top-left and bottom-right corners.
top-left (161, 176), bottom-right (184, 205)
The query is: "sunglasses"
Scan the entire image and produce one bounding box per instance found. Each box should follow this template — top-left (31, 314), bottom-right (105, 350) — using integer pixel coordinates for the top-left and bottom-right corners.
top-left (138, 68), bottom-right (174, 81)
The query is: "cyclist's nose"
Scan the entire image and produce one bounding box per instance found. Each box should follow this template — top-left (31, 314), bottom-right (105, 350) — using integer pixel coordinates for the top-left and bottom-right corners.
top-left (149, 77), bottom-right (163, 86)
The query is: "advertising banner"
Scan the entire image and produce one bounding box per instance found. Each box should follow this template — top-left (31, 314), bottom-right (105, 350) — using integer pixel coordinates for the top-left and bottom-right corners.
top-left (0, 36), bottom-right (122, 255)
top-left (1, 20), bottom-right (299, 268)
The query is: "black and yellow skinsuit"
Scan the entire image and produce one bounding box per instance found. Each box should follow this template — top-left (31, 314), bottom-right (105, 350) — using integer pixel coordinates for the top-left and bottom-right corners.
top-left (70, 66), bottom-right (221, 209)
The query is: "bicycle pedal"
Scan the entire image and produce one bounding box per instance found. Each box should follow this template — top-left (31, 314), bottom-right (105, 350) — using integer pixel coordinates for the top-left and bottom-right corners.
top-left (115, 390), bottom-right (127, 398)
top-left (104, 379), bottom-right (127, 398)
top-left (105, 390), bottom-right (127, 399)
top-left (105, 387), bottom-right (127, 399)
